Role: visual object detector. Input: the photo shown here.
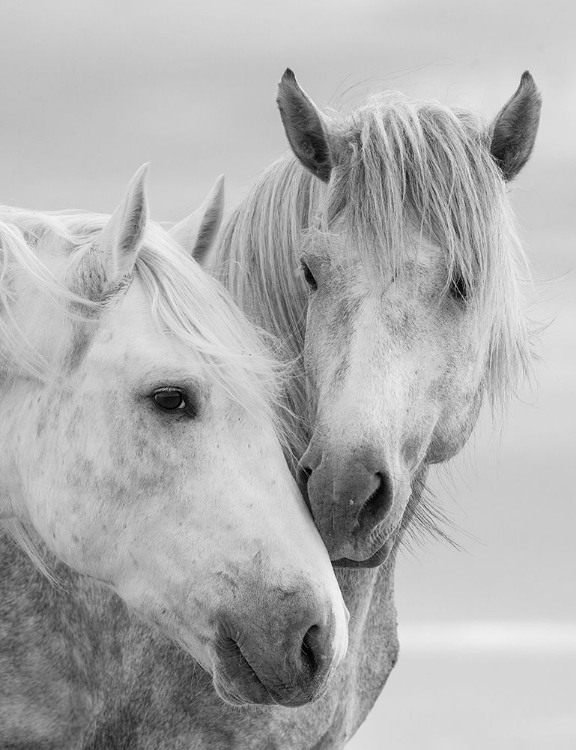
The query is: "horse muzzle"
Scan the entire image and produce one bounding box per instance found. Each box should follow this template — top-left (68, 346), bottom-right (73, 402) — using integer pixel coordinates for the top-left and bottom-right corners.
top-left (211, 597), bottom-right (346, 707)
top-left (299, 442), bottom-right (411, 565)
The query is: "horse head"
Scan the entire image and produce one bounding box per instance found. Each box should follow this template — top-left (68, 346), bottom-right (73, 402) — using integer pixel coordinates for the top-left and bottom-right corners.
top-left (0, 168), bottom-right (348, 706)
top-left (273, 70), bottom-right (541, 565)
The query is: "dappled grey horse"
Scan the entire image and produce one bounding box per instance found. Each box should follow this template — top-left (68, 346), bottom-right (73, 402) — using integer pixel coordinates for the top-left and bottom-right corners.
top-left (199, 70), bottom-right (541, 747)
top-left (0, 168), bottom-right (348, 747)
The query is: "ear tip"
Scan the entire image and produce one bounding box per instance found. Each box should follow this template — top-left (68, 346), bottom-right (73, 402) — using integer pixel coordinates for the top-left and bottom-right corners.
top-left (130, 163), bottom-right (151, 194)
top-left (213, 174), bottom-right (225, 200)
top-left (519, 70), bottom-right (542, 103)
top-left (278, 68), bottom-right (298, 97)
top-left (135, 162), bottom-right (150, 177)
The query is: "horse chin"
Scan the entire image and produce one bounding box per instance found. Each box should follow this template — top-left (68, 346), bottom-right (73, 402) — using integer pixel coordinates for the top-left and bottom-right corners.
top-left (212, 672), bottom-right (273, 707)
top-left (212, 668), bottom-right (326, 709)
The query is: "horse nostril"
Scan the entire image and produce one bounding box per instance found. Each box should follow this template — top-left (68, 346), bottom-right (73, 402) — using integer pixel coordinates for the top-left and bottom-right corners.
top-left (300, 624), bottom-right (320, 677)
top-left (358, 471), bottom-right (393, 526)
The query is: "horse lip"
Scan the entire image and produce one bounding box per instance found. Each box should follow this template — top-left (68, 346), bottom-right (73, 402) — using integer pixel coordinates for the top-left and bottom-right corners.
top-left (213, 670), bottom-right (272, 707)
top-left (213, 672), bottom-right (271, 707)
top-left (213, 673), bottom-right (327, 708)
top-left (332, 537), bottom-right (395, 569)
top-left (213, 631), bottom-right (326, 707)
top-left (213, 635), bottom-right (274, 705)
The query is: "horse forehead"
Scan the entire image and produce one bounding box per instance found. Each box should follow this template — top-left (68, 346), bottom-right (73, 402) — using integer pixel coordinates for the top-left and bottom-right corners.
top-left (95, 284), bottom-right (172, 360)
top-left (317, 245), bottom-right (446, 353)
top-left (312, 223), bottom-right (443, 270)
top-left (320, 240), bottom-right (443, 308)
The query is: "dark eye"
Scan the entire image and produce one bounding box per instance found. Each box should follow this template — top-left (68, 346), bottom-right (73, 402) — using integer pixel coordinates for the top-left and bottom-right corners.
top-left (153, 388), bottom-right (187, 412)
top-left (449, 273), bottom-right (468, 301)
top-left (301, 262), bottom-right (318, 291)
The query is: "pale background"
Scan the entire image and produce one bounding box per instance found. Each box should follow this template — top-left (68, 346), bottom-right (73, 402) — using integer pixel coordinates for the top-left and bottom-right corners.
top-left (0, 1), bottom-right (574, 748)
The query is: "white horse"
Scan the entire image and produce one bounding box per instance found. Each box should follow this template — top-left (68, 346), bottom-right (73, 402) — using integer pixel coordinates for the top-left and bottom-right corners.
top-left (0, 167), bottom-right (348, 746)
top-left (197, 71), bottom-right (542, 747)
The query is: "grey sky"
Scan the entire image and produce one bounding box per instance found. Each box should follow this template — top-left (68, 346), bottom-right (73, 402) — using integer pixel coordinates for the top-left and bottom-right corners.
top-left (0, 0), bottom-right (573, 217)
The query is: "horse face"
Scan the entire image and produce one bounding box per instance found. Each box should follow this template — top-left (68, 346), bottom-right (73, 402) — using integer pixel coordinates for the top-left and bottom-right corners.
top-left (276, 70), bottom-right (540, 565)
top-left (25, 281), bottom-right (346, 705)
top-left (0, 170), bottom-right (348, 707)
top-left (298, 229), bottom-right (484, 564)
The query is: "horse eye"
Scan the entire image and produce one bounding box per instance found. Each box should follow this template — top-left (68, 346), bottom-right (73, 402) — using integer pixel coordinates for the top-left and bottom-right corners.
top-left (153, 388), bottom-right (187, 412)
top-left (301, 262), bottom-right (318, 291)
top-left (449, 273), bottom-right (468, 301)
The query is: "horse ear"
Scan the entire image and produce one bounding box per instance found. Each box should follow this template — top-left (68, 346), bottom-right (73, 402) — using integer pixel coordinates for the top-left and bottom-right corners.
top-left (490, 72), bottom-right (542, 181)
top-left (277, 69), bottom-right (333, 182)
top-left (97, 164), bottom-right (149, 288)
top-left (169, 174), bottom-right (225, 264)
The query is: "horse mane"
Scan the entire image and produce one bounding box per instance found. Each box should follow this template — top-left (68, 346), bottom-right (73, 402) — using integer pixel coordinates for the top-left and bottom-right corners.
top-left (210, 159), bottom-right (322, 452)
top-left (0, 206), bottom-right (288, 436)
top-left (212, 91), bottom-right (533, 431)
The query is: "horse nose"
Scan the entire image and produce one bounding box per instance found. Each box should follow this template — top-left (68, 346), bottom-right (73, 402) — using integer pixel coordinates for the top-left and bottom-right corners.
top-left (301, 446), bottom-right (399, 561)
top-left (214, 594), bottom-right (347, 707)
top-left (330, 462), bottom-right (395, 549)
top-left (300, 462), bottom-right (392, 524)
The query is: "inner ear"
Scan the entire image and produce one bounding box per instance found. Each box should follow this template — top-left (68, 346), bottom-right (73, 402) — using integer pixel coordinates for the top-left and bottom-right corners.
top-left (98, 164), bottom-right (149, 288)
top-left (277, 69), bottom-right (333, 182)
top-left (71, 165), bottom-right (149, 301)
top-left (170, 175), bottom-right (225, 264)
top-left (490, 72), bottom-right (542, 181)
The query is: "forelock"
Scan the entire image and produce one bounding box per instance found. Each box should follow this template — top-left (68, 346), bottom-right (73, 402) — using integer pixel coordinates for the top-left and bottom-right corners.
top-left (321, 93), bottom-right (532, 405)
